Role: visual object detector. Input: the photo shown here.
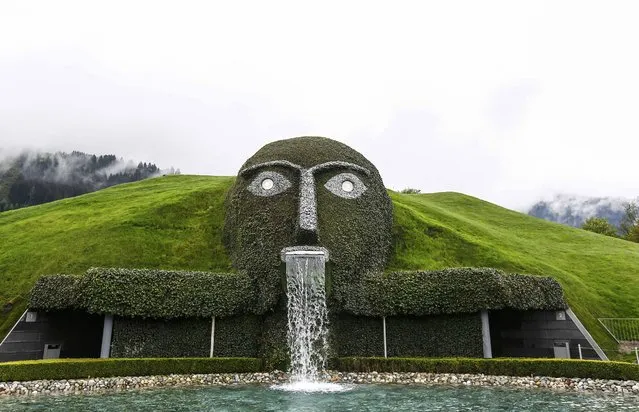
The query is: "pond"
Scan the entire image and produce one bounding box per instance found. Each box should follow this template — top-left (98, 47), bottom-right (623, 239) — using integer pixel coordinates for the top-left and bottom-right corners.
top-left (1, 384), bottom-right (638, 411)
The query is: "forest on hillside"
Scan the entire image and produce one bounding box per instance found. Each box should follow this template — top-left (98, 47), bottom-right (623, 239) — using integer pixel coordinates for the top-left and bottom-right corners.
top-left (528, 195), bottom-right (639, 242)
top-left (0, 151), bottom-right (167, 212)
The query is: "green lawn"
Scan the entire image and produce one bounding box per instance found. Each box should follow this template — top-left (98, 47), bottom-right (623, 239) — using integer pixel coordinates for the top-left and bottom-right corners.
top-left (2, 175), bottom-right (638, 356)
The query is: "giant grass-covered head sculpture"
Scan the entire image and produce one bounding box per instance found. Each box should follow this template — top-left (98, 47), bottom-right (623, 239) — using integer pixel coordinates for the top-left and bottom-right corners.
top-left (223, 136), bottom-right (393, 310)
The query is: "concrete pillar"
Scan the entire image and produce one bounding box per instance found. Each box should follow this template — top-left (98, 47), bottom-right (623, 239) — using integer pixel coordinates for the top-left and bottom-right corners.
top-left (209, 316), bottom-right (216, 357)
top-left (480, 310), bottom-right (492, 358)
top-left (382, 316), bottom-right (387, 358)
top-left (100, 314), bottom-right (113, 358)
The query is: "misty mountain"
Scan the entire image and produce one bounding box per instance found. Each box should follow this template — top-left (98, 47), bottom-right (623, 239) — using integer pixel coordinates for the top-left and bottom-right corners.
top-left (527, 194), bottom-right (629, 230)
top-left (0, 151), bottom-right (166, 212)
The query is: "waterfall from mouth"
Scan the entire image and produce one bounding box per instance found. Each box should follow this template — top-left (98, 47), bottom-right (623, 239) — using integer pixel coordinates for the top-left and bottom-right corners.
top-left (284, 250), bottom-right (329, 383)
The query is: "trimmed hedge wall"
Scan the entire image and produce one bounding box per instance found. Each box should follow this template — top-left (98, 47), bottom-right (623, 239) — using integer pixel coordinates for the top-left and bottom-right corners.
top-left (342, 268), bottom-right (567, 317)
top-left (333, 314), bottom-right (483, 357)
top-left (29, 275), bottom-right (82, 311)
top-left (0, 358), bottom-right (263, 382)
top-left (29, 268), bottom-right (567, 319)
top-left (215, 315), bottom-right (262, 358)
top-left (386, 315), bottom-right (483, 357)
top-left (29, 268), bottom-right (256, 318)
top-left (333, 314), bottom-right (384, 357)
top-left (82, 268), bottom-right (254, 318)
top-left (110, 315), bottom-right (262, 359)
top-left (111, 317), bottom-right (210, 358)
top-left (3, 358), bottom-right (637, 382)
top-left (335, 357), bottom-right (639, 380)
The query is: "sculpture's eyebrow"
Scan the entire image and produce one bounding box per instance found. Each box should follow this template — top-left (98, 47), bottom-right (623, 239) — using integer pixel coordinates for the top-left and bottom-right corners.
top-left (239, 160), bottom-right (303, 176)
top-left (239, 160), bottom-right (370, 176)
top-left (308, 161), bottom-right (370, 176)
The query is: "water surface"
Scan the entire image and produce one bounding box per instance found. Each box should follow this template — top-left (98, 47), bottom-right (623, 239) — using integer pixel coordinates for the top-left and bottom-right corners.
top-left (1, 384), bottom-right (638, 411)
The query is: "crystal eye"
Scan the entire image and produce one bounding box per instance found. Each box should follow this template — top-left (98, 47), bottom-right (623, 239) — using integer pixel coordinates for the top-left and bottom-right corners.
top-left (247, 171), bottom-right (291, 196)
top-left (261, 178), bottom-right (274, 190)
top-left (325, 172), bottom-right (366, 199)
top-left (342, 180), bottom-right (354, 192)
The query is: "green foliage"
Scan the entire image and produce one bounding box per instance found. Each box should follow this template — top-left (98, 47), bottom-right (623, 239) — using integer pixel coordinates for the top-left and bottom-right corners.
top-left (581, 217), bottom-right (618, 237)
top-left (28, 275), bottom-right (82, 311)
top-left (400, 188), bottom-right (421, 194)
top-left (334, 314), bottom-right (482, 357)
top-left (0, 358), bottom-right (263, 382)
top-left (215, 315), bottom-right (262, 357)
top-left (223, 136), bottom-right (393, 312)
top-left (628, 225), bottom-right (639, 243)
top-left (110, 315), bottom-right (262, 359)
top-left (81, 268), bottom-right (254, 318)
top-left (385, 191), bottom-right (639, 351)
top-left (335, 357), bottom-right (639, 380)
top-left (258, 305), bottom-right (289, 371)
top-left (29, 268), bottom-right (254, 318)
top-left (0, 175), bottom-right (234, 340)
top-left (111, 318), bottom-right (210, 358)
top-left (333, 315), bottom-right (384, 357)
top-left (386, 315), bottom-right (482, 357)
top-left (620, 201), bottom-right (639, 240)
top-left (342, 268), bottom-right (566, 317)
top-left (3, 175), bottom-right (639, 354)
top-left (0, 151), bottom-right (160, 212)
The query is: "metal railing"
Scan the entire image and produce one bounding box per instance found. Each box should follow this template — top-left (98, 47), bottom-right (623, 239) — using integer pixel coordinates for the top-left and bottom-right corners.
top-left (577, 344), bottom-right (639, 364)
top-left (598, 318), bottom-right (639, 342)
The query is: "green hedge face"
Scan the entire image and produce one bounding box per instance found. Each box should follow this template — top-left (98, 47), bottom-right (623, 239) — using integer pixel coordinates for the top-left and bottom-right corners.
top-left (29, 275), bottom-right (81, 311)
top-left (111, 317), bottom-right (210, 358)
top-left (341, 268), bottom-right (567, 317)
top-left (223, 136), bottom-right (393, 310)
top-left (29, 268), bottom-right (257, 318)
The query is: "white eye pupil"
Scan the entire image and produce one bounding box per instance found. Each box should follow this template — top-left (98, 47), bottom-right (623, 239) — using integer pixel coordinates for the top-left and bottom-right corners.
top-left (341, 180), bottom-right (354, 192)
top-left (261, 178), bottom-right (274, 190)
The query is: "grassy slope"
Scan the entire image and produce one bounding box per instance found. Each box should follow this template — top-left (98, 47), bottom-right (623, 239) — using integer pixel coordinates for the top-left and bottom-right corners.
top-left (2, 175), bottom-right (638, 355)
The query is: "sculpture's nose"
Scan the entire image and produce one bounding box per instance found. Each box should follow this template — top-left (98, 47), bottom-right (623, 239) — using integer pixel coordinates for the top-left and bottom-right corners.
top-left (296, 170), bottom-right (319, 245)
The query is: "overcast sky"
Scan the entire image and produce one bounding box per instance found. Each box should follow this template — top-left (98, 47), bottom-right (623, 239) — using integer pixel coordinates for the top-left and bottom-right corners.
top-left (1, 1), bottom-right (638, 210)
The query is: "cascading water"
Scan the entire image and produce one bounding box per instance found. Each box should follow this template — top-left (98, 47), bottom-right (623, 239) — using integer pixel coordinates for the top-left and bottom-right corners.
top-left (284, 250), bottom-right (329, 383)
top-left (272, 248), bottom-right (349, 392)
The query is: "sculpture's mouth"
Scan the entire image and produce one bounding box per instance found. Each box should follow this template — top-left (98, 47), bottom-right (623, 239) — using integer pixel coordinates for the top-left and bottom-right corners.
top-left (280, 246), bottom-right (330, 262)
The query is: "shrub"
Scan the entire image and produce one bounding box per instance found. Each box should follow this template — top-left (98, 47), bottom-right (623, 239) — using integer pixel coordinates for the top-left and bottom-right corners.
top-left (81, 268), bottom-right (254, 318)
top-left (342, 268), bottom-right (567, 316)
top-left (0, 358), bottom-right (263, 382)
top-left (111, 318), bottom-right (211, 358)
top-left (29, 275), bottom-right (82, 311)
top-left (333, 314), bottom-right (483, 358)
top-left (29, 268), bottom-right (256, 318)
top-left (335, 357), bottom-right (639, 380)
top-left (110, 315), bottom-right (262, 358)
top-left (581, 217), bottom-right (618, 238)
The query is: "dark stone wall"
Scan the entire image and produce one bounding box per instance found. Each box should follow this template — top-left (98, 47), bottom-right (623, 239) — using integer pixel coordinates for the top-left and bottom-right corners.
top-left (0, 310), bottom-right (103, 362)
top-left (490, 309), bottom-right (599, 360)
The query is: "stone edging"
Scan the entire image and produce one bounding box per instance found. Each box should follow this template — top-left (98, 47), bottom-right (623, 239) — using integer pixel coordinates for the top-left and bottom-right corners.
top-left (1, 371), bottom-right (639, 396)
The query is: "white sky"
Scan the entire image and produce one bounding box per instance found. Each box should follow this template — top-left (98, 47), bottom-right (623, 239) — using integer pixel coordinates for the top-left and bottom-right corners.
top-left (1, 0), bottom-right (638, 210)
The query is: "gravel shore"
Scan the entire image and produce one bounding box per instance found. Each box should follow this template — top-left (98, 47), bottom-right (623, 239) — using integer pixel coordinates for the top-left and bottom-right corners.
top-left (1, 371), bottom-right (639, 396)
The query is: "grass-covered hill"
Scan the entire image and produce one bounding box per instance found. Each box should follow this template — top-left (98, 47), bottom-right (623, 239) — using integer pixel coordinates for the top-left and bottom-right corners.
top-left (1, 175), bottom-right (638, 354)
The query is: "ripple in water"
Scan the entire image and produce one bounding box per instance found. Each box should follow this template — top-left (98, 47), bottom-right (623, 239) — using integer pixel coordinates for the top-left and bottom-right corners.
top-left (1, 384), bottom-right (638, 411)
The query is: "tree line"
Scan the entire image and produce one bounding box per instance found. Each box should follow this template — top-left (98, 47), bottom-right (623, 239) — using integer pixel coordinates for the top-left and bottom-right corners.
top-left (0, 151), bottom-right (174, 212)
top-left (581, 201), bottom-right (639, 242)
